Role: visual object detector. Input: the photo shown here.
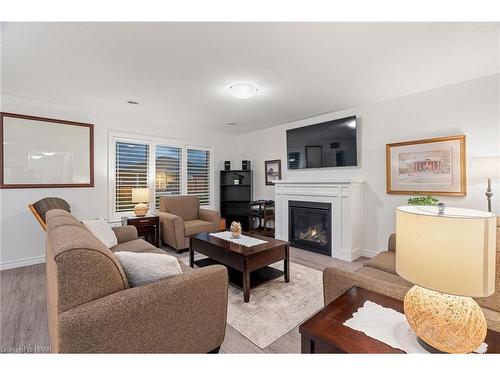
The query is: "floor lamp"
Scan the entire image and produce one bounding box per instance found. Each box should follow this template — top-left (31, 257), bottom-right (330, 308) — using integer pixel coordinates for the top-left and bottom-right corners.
top-left (471, 157), bottom-right (500, 212)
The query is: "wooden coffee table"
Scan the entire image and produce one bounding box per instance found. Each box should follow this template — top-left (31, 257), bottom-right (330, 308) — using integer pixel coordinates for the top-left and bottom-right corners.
top-left (189, 231), bottom-right (290, 302)
top-left (299, 286), bottom-right (500, 353)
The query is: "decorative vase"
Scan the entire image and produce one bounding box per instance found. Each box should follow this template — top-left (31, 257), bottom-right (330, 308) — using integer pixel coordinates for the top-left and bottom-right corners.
top-left (230, 221), bottom-right (242, 238)
top-left (234, 179), bottom-right (240, 185)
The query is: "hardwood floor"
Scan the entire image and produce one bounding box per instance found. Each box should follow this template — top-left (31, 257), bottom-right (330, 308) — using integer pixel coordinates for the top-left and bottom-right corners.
top-left (0, 246), bottom-right (366, 353)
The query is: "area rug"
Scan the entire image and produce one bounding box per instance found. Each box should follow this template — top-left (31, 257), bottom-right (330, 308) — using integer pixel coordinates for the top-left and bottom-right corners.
top-left (226, 262), bottom-right (323, 349)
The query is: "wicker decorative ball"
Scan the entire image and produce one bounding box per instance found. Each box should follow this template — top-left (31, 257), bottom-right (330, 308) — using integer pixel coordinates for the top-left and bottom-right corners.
top-left (404, 285), bottom-right (487, 353)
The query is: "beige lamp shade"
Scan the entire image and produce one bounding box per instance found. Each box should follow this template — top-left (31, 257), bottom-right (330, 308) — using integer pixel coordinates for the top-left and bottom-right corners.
top-left (131, 188), bottom-right (150, 203)
top-left (470, 157), bottom-right (500, 179)
top-left (396, 206), bottom-right (496, 298)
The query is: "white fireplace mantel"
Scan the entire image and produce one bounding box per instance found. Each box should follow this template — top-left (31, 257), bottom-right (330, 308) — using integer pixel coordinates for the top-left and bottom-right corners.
top-left (274, 180), bottom-right (364, 262)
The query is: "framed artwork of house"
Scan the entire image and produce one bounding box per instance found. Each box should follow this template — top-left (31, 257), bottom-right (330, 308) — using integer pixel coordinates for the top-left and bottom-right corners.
top-left (1, 112), bottom-right (94, 188)
top-left (386, 135), bottom-right (466, 196)
top-left (265, 159), bottom-right (282, 185)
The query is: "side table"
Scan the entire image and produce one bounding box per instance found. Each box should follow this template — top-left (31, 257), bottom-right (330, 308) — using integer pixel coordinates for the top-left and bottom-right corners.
top-left (299, 286), bottom-right (500, 353)
top-left (122, 215), bottom-right (160, 248)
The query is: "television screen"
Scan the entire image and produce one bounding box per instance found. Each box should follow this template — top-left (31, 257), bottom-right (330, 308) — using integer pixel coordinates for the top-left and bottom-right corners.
top-left (286, 116), bottom-right (358, 169)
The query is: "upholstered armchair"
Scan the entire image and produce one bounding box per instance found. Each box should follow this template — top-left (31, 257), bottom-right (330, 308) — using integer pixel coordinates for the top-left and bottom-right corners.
top-left (158, 196), bottom-right (220, 251)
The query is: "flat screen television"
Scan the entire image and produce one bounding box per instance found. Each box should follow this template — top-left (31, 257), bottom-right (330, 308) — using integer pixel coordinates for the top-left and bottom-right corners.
top-left (286, 116), bottom-right (358, 169)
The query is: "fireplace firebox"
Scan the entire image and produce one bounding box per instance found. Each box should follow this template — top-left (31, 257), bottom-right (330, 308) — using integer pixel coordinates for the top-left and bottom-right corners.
top-left (288, 200), bottom-right (332, 256)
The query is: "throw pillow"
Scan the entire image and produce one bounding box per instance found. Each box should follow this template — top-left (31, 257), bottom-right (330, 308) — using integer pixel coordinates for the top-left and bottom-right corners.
top-left (114, 251), bottom-right (183, 287)
top-left (82, 218), bottom-right (118, 248)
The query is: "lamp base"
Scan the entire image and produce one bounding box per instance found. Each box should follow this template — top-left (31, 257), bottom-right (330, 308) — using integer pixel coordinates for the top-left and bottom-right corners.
top-left (133, 203), bottom-right (149, 217)
top-left (404, 285), bottom-right (487, 354)
top-left (416, 337), bottom-right (444, 354)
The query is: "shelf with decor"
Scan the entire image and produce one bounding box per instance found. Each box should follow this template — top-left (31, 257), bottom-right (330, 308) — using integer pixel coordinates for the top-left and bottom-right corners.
top-left (220, 170), bottom-right (253, 230)
top-left (248, 200), bottom-right (275, 238)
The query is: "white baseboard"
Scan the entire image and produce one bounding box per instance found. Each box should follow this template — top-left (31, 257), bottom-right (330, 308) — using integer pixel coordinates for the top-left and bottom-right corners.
top-left (0, 255), bottom-right (45, 271)
top-left (359, 249), bottom-right (379, 258)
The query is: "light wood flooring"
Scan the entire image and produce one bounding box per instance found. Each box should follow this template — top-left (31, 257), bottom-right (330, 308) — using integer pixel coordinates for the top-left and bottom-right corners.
top-left (0, 246), bottom-right (365, 353)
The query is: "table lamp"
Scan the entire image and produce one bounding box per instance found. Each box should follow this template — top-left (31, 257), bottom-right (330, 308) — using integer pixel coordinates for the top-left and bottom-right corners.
top-left (471, 157), bottom-right (500, 212)
top-left (396, 205), bottom-right (496, 353)
top-left (131, 188), bottom-right (150, 217)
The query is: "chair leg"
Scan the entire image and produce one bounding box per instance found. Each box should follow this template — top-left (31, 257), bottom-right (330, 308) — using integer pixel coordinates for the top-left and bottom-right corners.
top-left (208, 346), bottom-right (221, 354)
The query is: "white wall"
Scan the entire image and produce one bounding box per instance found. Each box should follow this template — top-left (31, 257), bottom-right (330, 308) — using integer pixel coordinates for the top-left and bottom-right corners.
top-left (2, 75), bottom-right (499, 268)
top-left (0, 95), bottom-right (238, 269)
top-left (236, 75), bottom-right (500, 256)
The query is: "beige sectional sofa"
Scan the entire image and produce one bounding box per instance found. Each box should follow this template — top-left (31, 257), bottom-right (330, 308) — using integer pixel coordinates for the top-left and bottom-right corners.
top-left (323, 220), bottom-right (500, 332)
top-left (45, 209), bottom-right (228, 353)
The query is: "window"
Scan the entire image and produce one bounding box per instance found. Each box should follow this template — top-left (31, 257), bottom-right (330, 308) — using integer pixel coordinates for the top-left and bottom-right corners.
top-left (115, 142), bottom-right (149, 213)
top-left (110, 133), bottom-right (213, 221)
top-left (187, 148), bottom-right (211, 206)
top-left (155, 145), bottom-right (182, 208)
top-left (288, 152), bottom-right (301, 169)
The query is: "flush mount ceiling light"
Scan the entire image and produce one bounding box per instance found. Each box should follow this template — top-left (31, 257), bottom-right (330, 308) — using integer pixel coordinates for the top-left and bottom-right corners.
top-left (229, 83), bottom-right (258, 99)
top-left (226, 121), bottom-right (236, 126)
top-left (127, 100), bottom-right (139, 105)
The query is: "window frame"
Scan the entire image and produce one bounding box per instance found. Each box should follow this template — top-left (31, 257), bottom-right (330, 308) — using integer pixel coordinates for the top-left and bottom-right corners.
top-left (108, 131), bottom-right (214, 222)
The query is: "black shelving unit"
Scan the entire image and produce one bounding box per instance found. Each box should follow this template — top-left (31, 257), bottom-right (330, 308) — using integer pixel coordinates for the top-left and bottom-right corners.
top-left (220, 169), bottom-right (253, 230)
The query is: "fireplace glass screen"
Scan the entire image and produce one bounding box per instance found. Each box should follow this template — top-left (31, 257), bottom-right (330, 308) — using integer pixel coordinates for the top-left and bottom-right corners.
top-left (288, 201), bottom-right (331, 256)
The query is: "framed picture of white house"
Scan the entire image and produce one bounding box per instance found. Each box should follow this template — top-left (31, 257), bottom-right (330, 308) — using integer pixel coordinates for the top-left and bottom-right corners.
top-left (386, 135), bottom-right (466, 196)
top-left (1, 112), bottom-right (94, 188)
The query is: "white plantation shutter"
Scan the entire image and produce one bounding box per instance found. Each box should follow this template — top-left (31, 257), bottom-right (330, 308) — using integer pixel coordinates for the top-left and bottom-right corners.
top-left (115, 142), bottom-right (149, 213)
top-left (187, 148), bottom-right (211, 206)
top-left (155, 145), bottom-right (182, 208)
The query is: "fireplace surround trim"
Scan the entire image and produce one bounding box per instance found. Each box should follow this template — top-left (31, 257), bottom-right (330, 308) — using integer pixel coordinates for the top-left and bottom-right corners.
top-left (274, 180), bottom-right (364, 262)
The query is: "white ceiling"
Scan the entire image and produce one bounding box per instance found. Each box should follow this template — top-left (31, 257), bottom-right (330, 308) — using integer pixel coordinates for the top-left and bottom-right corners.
top-left (1, 22), bottom-right (498, 134)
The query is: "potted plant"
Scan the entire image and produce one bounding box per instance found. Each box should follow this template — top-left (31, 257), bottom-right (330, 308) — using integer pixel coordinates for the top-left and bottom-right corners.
top-left (233, 173), bottom-right (244, 185)
top-left (407, 195), bottom-right (439, 206)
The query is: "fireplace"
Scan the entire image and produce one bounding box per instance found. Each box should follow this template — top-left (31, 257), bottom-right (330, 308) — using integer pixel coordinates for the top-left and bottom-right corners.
top-left (288, 200), bottom-right (332, 256)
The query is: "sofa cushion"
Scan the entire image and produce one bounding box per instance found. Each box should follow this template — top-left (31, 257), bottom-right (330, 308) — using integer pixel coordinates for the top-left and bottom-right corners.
top-left (82, 218), bottom-right (118, 248)
top-left (184, 220), bottom-right (214, 236)
top-left (114, 251), bottom-right (183, 287)
top-left (111, 239), bottom-right (157, 253)
top-left (159, 196), bottom-right (199, 221)
top-left (365, 251), bottom-right (396, 275)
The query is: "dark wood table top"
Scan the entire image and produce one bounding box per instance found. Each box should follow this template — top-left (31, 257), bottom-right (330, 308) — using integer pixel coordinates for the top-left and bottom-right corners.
top-left (299, 286), bottom-right (500, 354)
top-left (192, 231), bottom-right (288, 256)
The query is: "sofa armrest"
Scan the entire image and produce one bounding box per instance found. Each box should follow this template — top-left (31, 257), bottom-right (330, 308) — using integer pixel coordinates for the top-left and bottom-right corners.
top-left (323, 266), bottom-right (356, 306)
top-left (199, 208), bottom-right (220, 226)
top-left (158, 211), bottom-right (185, 248)
top-left (112, 225), bottom-right (138, 243)
top-left (388, 233), bottom-right (396, 252)
top-left (57, 265), bottom-right (228, 353)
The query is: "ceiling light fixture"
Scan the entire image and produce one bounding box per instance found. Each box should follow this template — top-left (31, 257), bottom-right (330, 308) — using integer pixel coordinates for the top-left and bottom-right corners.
top-left (229, 83), bottom-right (258, 99)
top-left (42, 152), bottom-right (55, 156)
top-left (127, 100), bottom-right (139, 105)
top-left (227, 121), bottom-right (236, 126)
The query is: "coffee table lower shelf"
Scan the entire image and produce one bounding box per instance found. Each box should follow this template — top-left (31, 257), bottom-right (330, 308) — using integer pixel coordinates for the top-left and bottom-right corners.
top-left (194, 258), bottom-right (285, 290)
